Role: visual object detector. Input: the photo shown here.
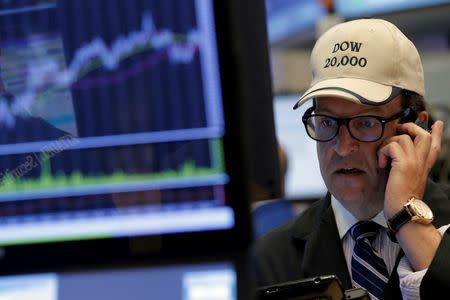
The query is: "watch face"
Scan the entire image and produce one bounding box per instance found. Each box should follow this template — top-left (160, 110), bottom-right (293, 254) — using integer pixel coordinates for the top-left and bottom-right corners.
top-left (411, 198), bottom-right (434, 222)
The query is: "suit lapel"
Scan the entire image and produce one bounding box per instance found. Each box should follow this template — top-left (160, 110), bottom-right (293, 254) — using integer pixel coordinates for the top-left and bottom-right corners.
top-left (294, 197), bottom-right (352, 289)
top-left (291, 194), bottom-right (405, 298)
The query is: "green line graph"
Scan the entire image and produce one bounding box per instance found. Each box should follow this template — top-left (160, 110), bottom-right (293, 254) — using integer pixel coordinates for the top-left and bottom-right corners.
top-left (0, 157), bottom-right (219, 193)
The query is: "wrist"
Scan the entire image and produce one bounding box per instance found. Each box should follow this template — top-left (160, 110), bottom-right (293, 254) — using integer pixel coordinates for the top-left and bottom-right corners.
top-left (386, 197), bottom-right (433, 242)
top-left (384, 199), bottom-right (409, 220)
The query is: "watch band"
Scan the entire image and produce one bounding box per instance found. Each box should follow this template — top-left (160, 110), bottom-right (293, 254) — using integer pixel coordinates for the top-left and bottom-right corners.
top-left (387, 208), bottom-right (412, 233)
top-left (386, 208), bottom-right (411, 242)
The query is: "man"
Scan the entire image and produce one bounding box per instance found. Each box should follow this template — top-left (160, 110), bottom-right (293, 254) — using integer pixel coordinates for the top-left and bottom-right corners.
top-left (253, 19), bottom-right (450, 300)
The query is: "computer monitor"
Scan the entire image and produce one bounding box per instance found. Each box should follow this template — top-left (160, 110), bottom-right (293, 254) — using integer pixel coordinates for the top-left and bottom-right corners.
top-left (0, 254), bottom-right (252, 300)
top-left (0, 0), bottom-right (279, 273)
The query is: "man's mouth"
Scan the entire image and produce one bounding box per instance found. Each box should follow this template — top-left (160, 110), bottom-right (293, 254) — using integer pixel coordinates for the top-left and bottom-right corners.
top-left (336, 168), bottom-right (364, 174)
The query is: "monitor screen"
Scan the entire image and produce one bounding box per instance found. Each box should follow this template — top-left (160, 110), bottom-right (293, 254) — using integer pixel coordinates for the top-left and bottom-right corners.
top-left (335, 0), bottom-right (450, 18)
top-left (0, 257), bottom-right (243, 300)
top-left (265, 0), bottom-right (327, 45)
top-left (273, 95), bottom-right (327, 200)
top-left (0, 0), bottom-right (278, 271)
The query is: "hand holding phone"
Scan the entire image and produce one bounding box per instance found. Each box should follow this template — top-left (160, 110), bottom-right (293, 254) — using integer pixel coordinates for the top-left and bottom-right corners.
top-left (378, 119), bottom-right (444, 229)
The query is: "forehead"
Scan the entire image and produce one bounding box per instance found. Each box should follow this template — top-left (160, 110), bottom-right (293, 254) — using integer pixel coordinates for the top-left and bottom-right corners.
top-left (314, 96), bottom-right (403, 116)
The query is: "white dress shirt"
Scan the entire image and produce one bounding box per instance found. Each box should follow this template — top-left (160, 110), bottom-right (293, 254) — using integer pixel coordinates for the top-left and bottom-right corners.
top-left (331, 196), bottom-right (450, 300)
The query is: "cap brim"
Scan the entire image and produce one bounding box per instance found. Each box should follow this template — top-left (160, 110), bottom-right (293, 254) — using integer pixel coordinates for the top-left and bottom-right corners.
top-left (293, 78), bottom-right (402, 109)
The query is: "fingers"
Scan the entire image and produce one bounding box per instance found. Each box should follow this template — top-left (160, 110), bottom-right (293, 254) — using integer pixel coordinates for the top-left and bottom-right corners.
top-left (378, 139), bottom-right (406, 169)
top-left (398, 124), bottom-right (432, 165)
top-left (397, 120), bottom-right (438, 146)
top-left (378, 131), bottom-right (417, 170)
top-left (378, 120), bottom-right (444, 170)
top-left (378, 150), bottom-right (389, 169)
top-left (428, 120), bottom-right (444, 166)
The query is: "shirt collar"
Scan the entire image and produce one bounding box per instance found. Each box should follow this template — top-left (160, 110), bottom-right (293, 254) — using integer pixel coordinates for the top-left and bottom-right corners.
top-left (331, 195), bottom-right (387, 239)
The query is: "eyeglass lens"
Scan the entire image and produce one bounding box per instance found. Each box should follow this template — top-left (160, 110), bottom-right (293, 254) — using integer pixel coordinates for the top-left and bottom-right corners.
top-left (306, 115), bottom-right (383, 142)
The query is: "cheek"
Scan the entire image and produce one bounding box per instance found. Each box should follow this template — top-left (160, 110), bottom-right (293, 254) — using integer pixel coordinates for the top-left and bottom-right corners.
top-left (381, 123), bottom-right (398, 142)
top-left (316, 143), bottom-right (327, 159)
top-left (363, 143), bottom-right (387, 175)
top-left (361, 141), bottom-right (381, 162)
top-left (316, 141), bottom-right (382, 171)
top-left (316, 143), bottom-right (332, 170)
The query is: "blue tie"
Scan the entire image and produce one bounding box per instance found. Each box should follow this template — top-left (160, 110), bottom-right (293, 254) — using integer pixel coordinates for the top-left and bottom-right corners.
top-left (351, 221), bottom-right (389, 300)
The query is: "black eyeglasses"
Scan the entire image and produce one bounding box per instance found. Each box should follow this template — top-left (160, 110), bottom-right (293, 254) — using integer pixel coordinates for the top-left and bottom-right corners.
top-left (301, 107), bottom-right (413, 142)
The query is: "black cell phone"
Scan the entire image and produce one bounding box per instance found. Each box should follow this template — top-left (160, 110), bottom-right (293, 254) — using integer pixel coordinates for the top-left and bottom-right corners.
top-left (399, 108), bottom-right (418, 124)
top-left (414, 119), bottom-right (429, 131)
top-left (255, 275), bottom-right (344, 300)
top-left (399, 108), bottom-right (429, 130)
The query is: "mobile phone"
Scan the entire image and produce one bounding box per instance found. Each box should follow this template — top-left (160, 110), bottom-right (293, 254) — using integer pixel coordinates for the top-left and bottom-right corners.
top-left (255, 275), bottom-right (344, 300)
top-left (414, 118), bottom-right (429, 131)
top-left (344, 288), bottom-right (371, 300)
top-left (398, 108), bottom-right (430, 131)
top-left (399, 107), bottom-right (418, 124)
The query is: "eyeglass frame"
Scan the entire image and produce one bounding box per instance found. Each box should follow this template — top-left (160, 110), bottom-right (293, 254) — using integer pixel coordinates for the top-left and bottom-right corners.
top-left (301, 106), bottom-right (415, 143)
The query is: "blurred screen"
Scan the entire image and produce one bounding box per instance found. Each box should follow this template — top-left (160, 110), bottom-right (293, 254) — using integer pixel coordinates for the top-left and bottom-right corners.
top-left (335, 0), bottom-right (450, 18)
top-left (0, 0), bottom-right (234, 246)
top-left (273, 95), bottom-right (327, 200)
top-left (265, 0), bottom-right (327, 44)
top-left (0, 261), bottom-right (236, 300)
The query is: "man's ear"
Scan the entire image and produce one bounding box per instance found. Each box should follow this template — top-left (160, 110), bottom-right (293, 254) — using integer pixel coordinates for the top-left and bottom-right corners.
top-left (417, 111), bottom-right (429, 123)
top-left (415, 111), bottom-right (429, 130)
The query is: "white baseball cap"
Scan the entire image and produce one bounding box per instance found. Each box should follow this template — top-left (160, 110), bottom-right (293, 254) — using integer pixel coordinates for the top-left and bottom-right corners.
top-left (293, 18), bottom-right (425, 109)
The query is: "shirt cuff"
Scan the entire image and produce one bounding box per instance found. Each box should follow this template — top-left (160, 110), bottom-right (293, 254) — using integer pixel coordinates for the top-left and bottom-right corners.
top-left (397, 224), bottom-right (450, 300)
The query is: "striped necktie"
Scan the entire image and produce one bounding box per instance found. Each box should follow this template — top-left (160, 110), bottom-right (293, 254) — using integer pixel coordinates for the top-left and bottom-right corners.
top-left (350, 221), bottom-right (389, 300)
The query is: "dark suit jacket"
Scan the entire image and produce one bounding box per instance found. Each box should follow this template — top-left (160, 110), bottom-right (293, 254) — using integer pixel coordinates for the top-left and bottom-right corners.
top-left (253, 179), bottom-right (450, 300)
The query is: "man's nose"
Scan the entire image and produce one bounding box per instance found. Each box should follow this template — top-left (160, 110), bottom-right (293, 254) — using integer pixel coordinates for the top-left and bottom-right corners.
top-left (333, 125), bottom-right (359, 156)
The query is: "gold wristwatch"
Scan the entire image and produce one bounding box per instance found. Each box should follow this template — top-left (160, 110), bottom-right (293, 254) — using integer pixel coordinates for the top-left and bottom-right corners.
top-left (386, 197), bottom-right (433, 242)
